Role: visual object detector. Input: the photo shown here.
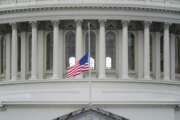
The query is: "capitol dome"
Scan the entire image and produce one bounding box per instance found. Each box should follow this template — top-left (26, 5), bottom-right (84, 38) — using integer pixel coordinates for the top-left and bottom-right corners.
top-left (0, 0), bottom-right (180, 120)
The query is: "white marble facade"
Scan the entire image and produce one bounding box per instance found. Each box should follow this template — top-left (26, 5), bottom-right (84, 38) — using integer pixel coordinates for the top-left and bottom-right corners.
top-left (0, 0), bottom-right (180, 120)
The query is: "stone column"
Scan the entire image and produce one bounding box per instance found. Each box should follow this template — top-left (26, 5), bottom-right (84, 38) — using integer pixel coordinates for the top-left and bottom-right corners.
top-left (38, 30), bottom-right (44, 79)
top-left (137, 31), bottom-right (144, 79)
top-left (98, 20), bottom-right (106, 79)
top-left (144, 21), bottom-right (151, 80)
top-left (155, 32), bottom-right (161, 80)
top-left (20, 32), bottom-right (26, 80)
top-left (59, 29), bottom-right (63, 79)
top-left (31, 21), bottom-right (38, 80)
top-left (163, 23), bottom-right (170, 80)
top-left (170, 34), bottom-right (175, 80)
top-left (75, 19), bottom-right (83, 78)
top-left (11, 23), bottom-right (18, 80)
top-left (6, 34), bottom-right (11, 80)
top-left (52, 20), bottom-right (60, 79)
top-left (121, 20), bottom-right (129, 79)
top-left (118, 30), bottom-right (122, 78)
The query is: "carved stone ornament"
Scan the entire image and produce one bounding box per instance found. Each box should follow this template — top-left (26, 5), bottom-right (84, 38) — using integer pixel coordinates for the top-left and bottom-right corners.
top-left (53, 105), bottom-right (129, 120)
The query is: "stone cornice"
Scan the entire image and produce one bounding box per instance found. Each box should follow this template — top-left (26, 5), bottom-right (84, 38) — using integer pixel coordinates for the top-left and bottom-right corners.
top-left (1, 100), bottom-right (180, 106)
top-left (0, 5), bottom-right (179, 24)
top-left (0, 4), bottom-right (180, 16)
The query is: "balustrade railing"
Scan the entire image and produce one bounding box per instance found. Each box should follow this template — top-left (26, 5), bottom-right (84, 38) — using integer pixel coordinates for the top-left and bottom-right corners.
top-left (0, 0), bottom-right (180, 6)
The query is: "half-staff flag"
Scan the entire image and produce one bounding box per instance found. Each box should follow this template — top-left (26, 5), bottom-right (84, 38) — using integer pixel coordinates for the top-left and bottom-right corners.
top-left (67, 52), bottom-right (90, 78)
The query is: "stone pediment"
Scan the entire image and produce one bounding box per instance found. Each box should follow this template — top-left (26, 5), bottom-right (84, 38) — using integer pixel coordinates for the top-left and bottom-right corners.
top-left (53, 106), bottom-right (129, 120)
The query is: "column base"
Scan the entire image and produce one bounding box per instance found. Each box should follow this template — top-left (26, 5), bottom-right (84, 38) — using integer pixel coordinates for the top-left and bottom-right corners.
top-left (38, 74), bottom-right (44, 80)
top-left (21, 74), bottom-right (26, 81)
top-left (5, 74), bottom-right (11, 81)
top-left (30, 76), bottom-right (37, 80)
top-left (163, 76), bottom-right (170, 81)
top-left (121, 74), bottom-right (129, 80)
top-left (11, 76), bottom-right (17, 81)
top-left (52, 74), bottom-right (60, 80)
top-left (144, 76), bottom-right (151, 80)
top-left (98, 74), bottom-right (105, 79)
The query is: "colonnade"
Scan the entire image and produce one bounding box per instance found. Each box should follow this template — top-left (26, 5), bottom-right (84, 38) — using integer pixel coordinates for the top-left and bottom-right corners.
top-left (1, 20), bottom-right (173, 80)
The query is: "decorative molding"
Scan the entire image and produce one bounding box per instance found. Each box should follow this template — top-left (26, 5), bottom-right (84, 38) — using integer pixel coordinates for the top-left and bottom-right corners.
top-left (1, 100), bottom-right (180, 106)
top-left (0, 79), bottom-right (180, 86)
top-left (0, 6), bottom-right (179, 24)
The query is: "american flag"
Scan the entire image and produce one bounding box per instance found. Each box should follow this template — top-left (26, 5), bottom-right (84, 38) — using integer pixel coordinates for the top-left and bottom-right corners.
top-left (67, 53), bottom-right (90, 78)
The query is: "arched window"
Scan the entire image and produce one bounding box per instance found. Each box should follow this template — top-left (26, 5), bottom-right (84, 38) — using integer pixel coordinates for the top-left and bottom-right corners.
top-left (69, 57), bottom-right (75, 67)
top-left (128, 33), bottom-right (135, 71)
top-left (106, 31), bottom-right (116, 70)
top-left (0, 36), bottom-right (6, 74)
top-left (18, 36), bottom-right (21, 72)
top-left (65, 31), bottom-right (75, 68)
top-left (160, 36), bottom-right (164, 72)
top-left (175, 36), bottom-right (180, 73)
top-left (85, 31), bottom-right (96, 69)
top-left (106, 57), bottom-right (112, 69)
top-left (90, 57), bottom-right (95, 68)
top-left (46, 33), bottom-right (53, 71)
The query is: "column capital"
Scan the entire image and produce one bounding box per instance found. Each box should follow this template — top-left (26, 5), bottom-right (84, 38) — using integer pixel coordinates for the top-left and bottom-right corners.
top-left (10, 22), bottom-right (17, 29)
top-left (75, 19), bottom-right (83, 25)
top-left (164, 22), bottom-right (171, 28)
top-left (99, 19), bottom-right (106, 25)
top-left (144, 21), bottom-right (152, 27)
top-left (30, 21), bottom-right (37, 27)
top-left (52, 20), bottom-right (60, 26)
top-left (121, 20), bottom-right (129, 26)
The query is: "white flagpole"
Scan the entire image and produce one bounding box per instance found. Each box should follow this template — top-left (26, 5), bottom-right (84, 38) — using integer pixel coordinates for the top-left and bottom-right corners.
top-left (88, 22), bottom-right (92, 105)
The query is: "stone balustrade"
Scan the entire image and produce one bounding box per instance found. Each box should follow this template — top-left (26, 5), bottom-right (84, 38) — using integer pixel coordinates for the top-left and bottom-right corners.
top-left (0, 0), bottom-right (180, 7)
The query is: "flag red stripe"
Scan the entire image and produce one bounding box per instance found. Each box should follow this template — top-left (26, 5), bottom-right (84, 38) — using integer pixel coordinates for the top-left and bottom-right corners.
top-left (67, 65), bottom-right (90, 77)
top-left (68, 64), bottom-right (89, 75)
